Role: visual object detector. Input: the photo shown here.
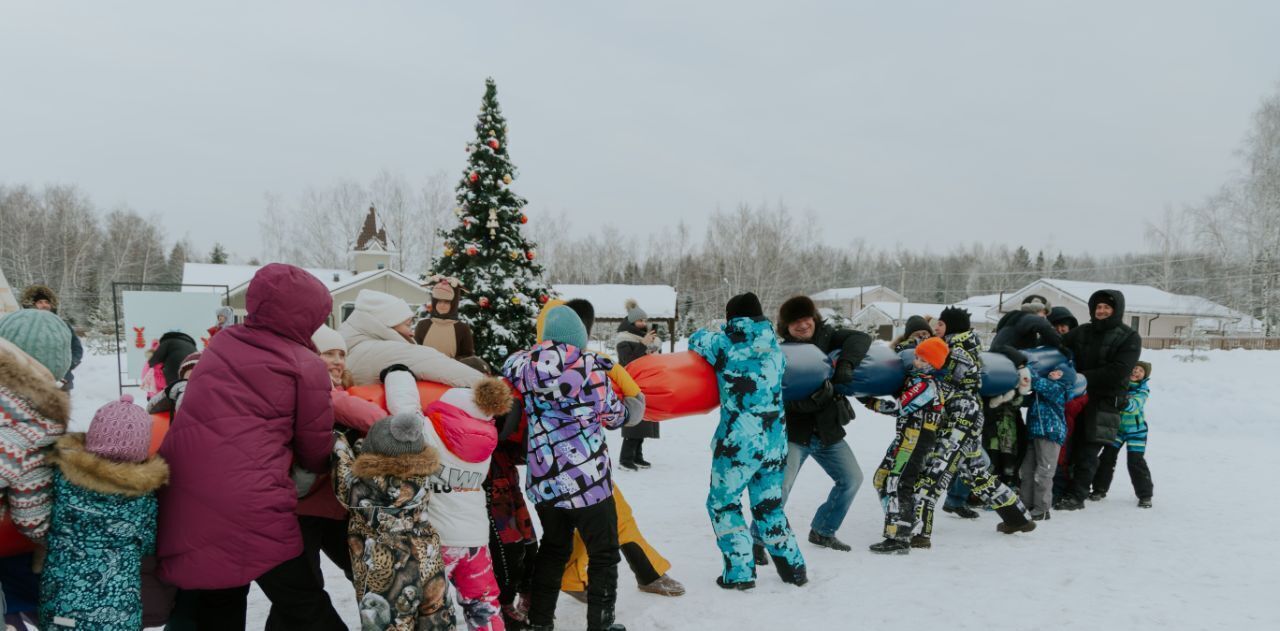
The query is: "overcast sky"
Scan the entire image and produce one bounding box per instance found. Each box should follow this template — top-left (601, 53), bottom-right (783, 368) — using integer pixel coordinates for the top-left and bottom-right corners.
top-left (2, 1), bottom-right (1278, 260)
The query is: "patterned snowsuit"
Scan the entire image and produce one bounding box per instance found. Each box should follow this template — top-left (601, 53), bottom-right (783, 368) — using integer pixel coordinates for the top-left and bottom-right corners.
top-left (690, 317), bottom-right (804, 584)
top-left (1092, 377), bottom-right (1154, 499)
top-left (915, 330), bottom-right (1031, 539)
top-left (38, 434), bottom-right (169, 631)
top-left (333, 432), bottom-right (454, 631)
top-left (867, 368), bottom-right (941, 542)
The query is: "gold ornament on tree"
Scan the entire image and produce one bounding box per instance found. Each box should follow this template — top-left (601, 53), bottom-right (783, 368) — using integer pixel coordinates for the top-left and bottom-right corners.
top-left (511, 296), bottom-right (522, 306)
top-left (502, 174), bottom-right (513, 185)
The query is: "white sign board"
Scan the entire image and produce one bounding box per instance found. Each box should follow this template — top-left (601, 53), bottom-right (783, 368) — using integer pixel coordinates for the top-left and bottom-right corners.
top-left (122, 291), bottom-right (223, 377)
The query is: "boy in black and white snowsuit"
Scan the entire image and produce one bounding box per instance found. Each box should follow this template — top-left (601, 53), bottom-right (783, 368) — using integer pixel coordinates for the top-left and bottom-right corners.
top-left (863, 336), bottom-right (948, 554)
top-left (913, 308), bottom-right (1036, 546)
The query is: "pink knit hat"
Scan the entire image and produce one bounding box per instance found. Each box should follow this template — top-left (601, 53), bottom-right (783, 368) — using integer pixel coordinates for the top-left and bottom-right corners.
top-left (86, 395), bottom-right (153, 463)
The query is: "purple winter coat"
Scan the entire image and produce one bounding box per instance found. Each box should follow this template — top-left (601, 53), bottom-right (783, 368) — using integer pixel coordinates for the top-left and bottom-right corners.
top-left (156, 264), bottom-right (335, 589)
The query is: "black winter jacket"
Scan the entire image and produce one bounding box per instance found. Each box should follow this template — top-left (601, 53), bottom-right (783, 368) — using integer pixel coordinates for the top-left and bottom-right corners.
top-left (149, 331), bottom-right (198, 385)
top-left (1062, 289), bottom-right (1142, 399)
top-left (781, 322), bottom-right (871, 445)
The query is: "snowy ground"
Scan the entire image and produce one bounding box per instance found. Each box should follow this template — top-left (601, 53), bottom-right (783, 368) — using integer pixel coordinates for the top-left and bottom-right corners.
top-left (68, 348), bottom-right (1280, 630)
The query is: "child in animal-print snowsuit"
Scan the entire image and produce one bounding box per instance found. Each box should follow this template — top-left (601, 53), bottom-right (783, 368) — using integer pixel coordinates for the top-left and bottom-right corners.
top-left (913, 308), bottom-right (1035, 545)
top-left (689, 292), bottom-right (806, 589)
top-left (334, 416), bottom-right (454, 630)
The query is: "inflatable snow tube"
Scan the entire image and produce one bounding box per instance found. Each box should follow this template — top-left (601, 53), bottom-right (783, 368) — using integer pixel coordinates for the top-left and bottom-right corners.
top-left (831, 344), bottom-right (907, 398)
top-left (781, 343), bottom-right (833, 401)
top-left (1021, 347), bottom-right (1073, 376)
top-left (978, 351), bottom-right (1019, 396)
top-left (1071, 373), bottom-right (1088, 398)
top-left (619, 351), bottom-right (719, 421)
top-left (348, 381), bottom-right (453, 411)
top-left (150, 412), bottom-right (170, 456)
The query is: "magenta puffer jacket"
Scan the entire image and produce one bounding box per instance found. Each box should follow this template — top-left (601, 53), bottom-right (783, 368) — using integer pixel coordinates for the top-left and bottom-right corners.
top-left (156, 264), bottom-right (335, 589)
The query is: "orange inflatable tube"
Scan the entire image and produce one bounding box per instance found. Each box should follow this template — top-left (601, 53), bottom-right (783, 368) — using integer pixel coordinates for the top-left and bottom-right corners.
top-left (347, 381), bottom-right (453, 411)
top-left (614, 351), bottom-right (719, 421)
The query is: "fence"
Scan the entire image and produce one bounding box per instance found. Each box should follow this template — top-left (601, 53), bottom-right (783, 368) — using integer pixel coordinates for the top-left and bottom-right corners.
top-left (1142, 337), bottom-right (1280, 351)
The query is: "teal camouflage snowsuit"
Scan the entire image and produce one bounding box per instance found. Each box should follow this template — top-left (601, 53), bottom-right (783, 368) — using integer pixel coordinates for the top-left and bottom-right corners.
top-left (690, 316), bottom-right (805, 584)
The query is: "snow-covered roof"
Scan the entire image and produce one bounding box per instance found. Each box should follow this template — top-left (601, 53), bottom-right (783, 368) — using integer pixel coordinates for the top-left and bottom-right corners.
top-left (182, 262), bottom-right (408, 295)
top-left (811, 285), bottom-right (904, 302)
top-left (1013, 278), bottom-right (1256, 320)
top-left (955, 293), bottom-right (1003, 323)
top-left (552, 284), bottom-right (678, 319)
top-left (852, 301), bottom-right (949, 321)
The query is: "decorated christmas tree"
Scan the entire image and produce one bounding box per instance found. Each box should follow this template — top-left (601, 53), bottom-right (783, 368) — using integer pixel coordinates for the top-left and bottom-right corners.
top-left (430, 78), bottom-right (552, 368)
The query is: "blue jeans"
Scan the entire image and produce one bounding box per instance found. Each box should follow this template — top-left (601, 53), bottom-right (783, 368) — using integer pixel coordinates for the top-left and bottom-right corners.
top-left (781, 436), bottom-right (864, 538)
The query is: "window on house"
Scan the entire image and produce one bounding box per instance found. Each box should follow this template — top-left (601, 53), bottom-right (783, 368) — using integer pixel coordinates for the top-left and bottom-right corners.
top-left (1131, 316), bottom-right (1139, 329)
top-left (341, 303), bottom-right (355, 322)
top-left (1174, 326), bottom-right (1185, 336)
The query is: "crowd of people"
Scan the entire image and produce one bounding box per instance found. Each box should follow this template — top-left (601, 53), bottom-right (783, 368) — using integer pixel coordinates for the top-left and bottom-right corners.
top-left (0, 264), bottom-right (1155, 630)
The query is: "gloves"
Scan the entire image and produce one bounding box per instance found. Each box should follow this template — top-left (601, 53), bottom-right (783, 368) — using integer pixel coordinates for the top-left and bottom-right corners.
top-left (856, 396), bottom-right (876, 406)
top-left (832, 360), bottom-right (856, 385)
top-left (291, 464), bottom-right (319, 499)
top-left (988, 389), bottom-right (1017, 408)
top-left (379, 363), bottom-right (413, 384)
top-left (623, 393), bottom-right (647, 427)
top-left (811, 380), bottom-right (836, 403)
top-left (1016, 366), bottom-right (1033, 396)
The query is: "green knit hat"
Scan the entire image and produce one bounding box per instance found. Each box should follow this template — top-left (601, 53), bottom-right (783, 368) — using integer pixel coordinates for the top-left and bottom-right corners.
top-left (542, 305), bottom-right (588, 350)
top-left (0, 309), bottom-right (73, 377)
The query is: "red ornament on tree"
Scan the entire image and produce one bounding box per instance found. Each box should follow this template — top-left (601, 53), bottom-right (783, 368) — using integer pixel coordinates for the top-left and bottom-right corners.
top-left (538, 294), bottom-right (549, 305)
top-left (519, 214), bottom-right (528, 224)
top-left (466, 245), bottom-right (478, 256)
top-left (525, 250), bottom-right (536, 261)
top-left (478, 296), bottom-right (491, 308)
top-left (488, 139), bottom-right (500, 150)
top-left (469, 171), bottom-right (479, 183)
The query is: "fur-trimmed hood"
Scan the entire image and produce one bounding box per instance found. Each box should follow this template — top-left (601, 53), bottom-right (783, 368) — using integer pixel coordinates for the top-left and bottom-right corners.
top-left (0, 337), bottom-right (70, 423)
top-left (471, 375), bottom-right (514, 418)
top-left (352, 446), bottom-right (440, 479)
top-left (20, 284), bottom-right (58, 312)
top-left (53, 434), bottom-right (169, 497)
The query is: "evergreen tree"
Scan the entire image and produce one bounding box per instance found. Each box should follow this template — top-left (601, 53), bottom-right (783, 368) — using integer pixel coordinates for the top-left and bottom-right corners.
top-left (1052, 252), bottom-right (1068, 276)
top-left (209, 242), bottom-right (229, 264)
top-left (1035, 250), bottom-right (1046, 273)
top-left (430, 78), bottom-right (551, 368)
top-left (166, 241), bottom-right (189, 284)
top-left (1011, 246), bottom-right (1032, 270)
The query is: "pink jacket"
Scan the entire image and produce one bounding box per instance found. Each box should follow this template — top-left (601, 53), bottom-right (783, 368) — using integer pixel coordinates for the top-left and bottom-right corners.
top-left (156, 264), bottom-right (335, 589)
top-left (296, 387), bottom-right (386, 520)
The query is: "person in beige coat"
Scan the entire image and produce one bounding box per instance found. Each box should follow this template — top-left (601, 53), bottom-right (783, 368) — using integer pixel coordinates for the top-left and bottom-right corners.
top-left (339, 289), bottom-right (485, 387)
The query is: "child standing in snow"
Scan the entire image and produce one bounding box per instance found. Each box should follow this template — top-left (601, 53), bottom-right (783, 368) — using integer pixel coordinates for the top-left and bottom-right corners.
top-left (689, 292), bottom-right (806, 589)
top-left (1090, 361), bottom-right (1154, 508)
top-left (502, 305), bottom-right (631, 631)
top-left (39, 395), bottom-right (169, 631)
top-left (384, 364), bottom-right (514, 630)
top-left (1020, 362), bottom-right (1075, 520)
top-left (864, 336), bottom-right (948, 554)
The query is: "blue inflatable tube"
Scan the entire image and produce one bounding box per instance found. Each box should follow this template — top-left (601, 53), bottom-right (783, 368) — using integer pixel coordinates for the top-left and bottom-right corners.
top-left (780, 343), bottom-right (832, 401)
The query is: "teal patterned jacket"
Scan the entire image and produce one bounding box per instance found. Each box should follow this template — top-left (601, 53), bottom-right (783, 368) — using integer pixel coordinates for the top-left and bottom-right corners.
top-left (689, 316), bottom-right (788, 458)
top-left (39, 434), bottom-right (168, 631)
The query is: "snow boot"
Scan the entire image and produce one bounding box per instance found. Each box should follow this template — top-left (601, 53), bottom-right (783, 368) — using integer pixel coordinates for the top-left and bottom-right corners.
top-left (638, 574), bottom-right (685, 597)
top-left (995, 505), bottom-right (1037, 534)
top-left (868, 538), bottom-right (911, 555)
top-left (1057, 496), bottom-right (1086, 511)
top-left (808, 530), bottom-right (852, 551)
top-left (587, 605), bottom-right (625, 631)
top-left (1089, 491), bottom-right (1106, 502)
top-left (1031, 511), bottom-right (1051, 521)
top-left (1138, 497), bottom-right (1153, 509)
top-left (634, 442), bottom-right (652, 469)
top-left (773, 556), bottom-right (809, 586)
top-left (716, 576), bottom-right (755, 591)
top-left (910, 535), bottom-right (932, 549)
top-left (752, 543), bottom-right (770, 566)
top-left (943, 505), bottom-right (980, 519)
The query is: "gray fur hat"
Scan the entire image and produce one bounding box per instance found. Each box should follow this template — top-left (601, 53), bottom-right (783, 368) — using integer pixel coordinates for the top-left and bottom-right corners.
top-left (624, 298), bottom-right (648, 323)
top-left (363, 413), bottom-right (427, 456)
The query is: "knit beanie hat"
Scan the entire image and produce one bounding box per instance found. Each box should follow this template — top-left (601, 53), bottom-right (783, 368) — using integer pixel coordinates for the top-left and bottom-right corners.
top-left (726, 292), bottom-right (764, 321)
top-left (312, 325), bottom-right (346, 355)
top-left (1135, 360), bottom-right (1152, 380)
top-left (542, 305), bottom-right (588, 350)
top-left (0, 309), bottom-right (73, 378)
top-left (565, 298), bottom-right (596, 331)
top-left (178, 352), bottom-right (202, 380)
top-left (938, 307), bottom-right (972, 335)
top-left (915, 337), bottom-right (949, 370)
top-left (624, 299), bottom-right (648, 323)
top-left (354, 290), bottom-right (414, 328)
top-left (778, 296), bottom-right (818, 328)
top-left (1046, 306), bottom-right (1079, 330)
top-left (86, 394), bottom-right (153, 463)
top-left (363, 413), bottom-right (427, 456)
top-left (903, 315), bottom-right (932, 338)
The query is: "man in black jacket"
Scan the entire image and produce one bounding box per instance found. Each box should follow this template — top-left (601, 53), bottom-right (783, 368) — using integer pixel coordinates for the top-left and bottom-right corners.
top-left (1057, 289), bottom-right (1142, 510)
top-left (753, 296), bottom-right (871, 557)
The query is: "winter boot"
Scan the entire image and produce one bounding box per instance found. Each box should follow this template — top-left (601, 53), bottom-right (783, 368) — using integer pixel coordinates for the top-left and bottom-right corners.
top-left (587, 605), bottom-right (626, 631)
top-left (808, 530), bottom-right (852, 551)
top-left (619, 438), bottom-right (639, 471)
top-left (995, 505), bottom-right (1037, 534)
top-left (1031, 511), bottom-right (1051, 521)
top-left (1057, 496), bottom-right (1086, 511)
top-left (943, 505), bottom-right (980, 519)
top-left (752, 543), bottom-right (770, 566)
top-left (638, 574), bottom-right (685, 597)
top-left (1089, 491), bottom-right (1106, 502)
top-left (868, 538), bottom-right (911, 555)
top-left (1138, 497), bottom-right (1153, 509)
top-left (716, 576), bottom-right (755, 590)
top-left (773, 556), bottom-right (809, 586)
top-left (633, 440), bottom-right (652, 469)
top-left (910, 535), bottom-right (932, 549)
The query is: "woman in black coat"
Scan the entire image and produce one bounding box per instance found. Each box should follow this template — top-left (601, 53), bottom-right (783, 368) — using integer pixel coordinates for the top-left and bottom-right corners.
top-left (615, 300), bottom-right (661, 470)
top-left (149, 331), bottom-right (198, 385)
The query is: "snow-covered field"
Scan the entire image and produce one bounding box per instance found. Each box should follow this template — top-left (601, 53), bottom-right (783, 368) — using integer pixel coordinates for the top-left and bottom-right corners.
top-left (68, 348), bottom-right (1280, 630)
